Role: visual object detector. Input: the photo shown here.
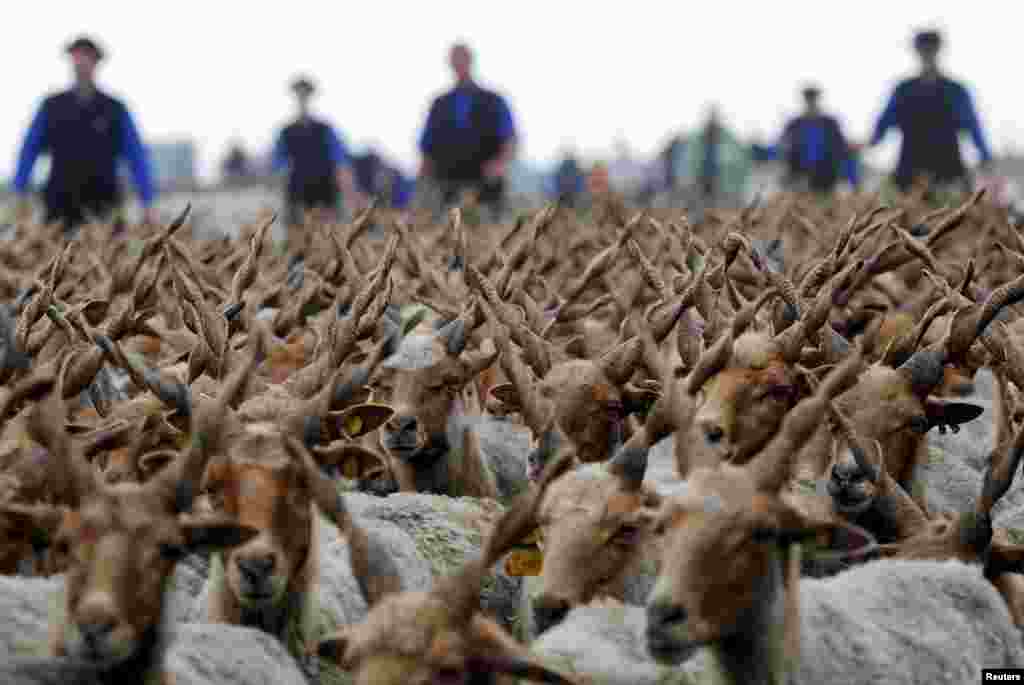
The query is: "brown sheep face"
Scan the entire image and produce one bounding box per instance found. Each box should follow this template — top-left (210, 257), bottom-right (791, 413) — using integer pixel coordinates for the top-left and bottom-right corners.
top-left (825, 365), bottom-right (982, 495)
top-left (645, 468), bottom-right (838, 666)
top-left (530, 464), bottom-right (660, 635)
top-left (692, 333), bottom-right (799, 464)
top-left (541, 360), bottom-right (627, 464)
top-left (377, 334), bottom-right (496, 463)
top-left (43, 486), bottom-right (253, 665)
top-left (202, 432), bottom-right (314, 609)
top-left (319, 591), bottom-right (569, 685)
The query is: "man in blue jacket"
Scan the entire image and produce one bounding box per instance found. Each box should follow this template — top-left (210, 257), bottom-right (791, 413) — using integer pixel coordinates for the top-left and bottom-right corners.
top-left (351, 147), bottom-right (413, 210)
top-left (271, 76), bottom-right (363, 226)
top-left (551, 152), bottom-right (585, 208)
top-left (418, 42), bottom-right (517, 220)
top-left (780, 85), bottom-right (859, 193)
top-left (12, 36), bottom-right (158, 232)
top-left (861, 29), bottom-right (992, 193)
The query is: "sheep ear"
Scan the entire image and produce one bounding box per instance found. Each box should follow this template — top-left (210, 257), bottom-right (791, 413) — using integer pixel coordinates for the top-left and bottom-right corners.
top-left (312, 443), bottom-right (386, 481)
top-left (334, 404), bottom-right (394, 439)
top-left (181, 517), bottom-right (258, 553)
top-left (138, 450), bottom-right (178, 480)
top-left (924, 400), bottom-right (984, 432)
top-left (490, 383), bottom-right (520, 408)
top-left (0, 503), bottom-right (65, 548)
top-left (316, 630), bottom-right (352, 666)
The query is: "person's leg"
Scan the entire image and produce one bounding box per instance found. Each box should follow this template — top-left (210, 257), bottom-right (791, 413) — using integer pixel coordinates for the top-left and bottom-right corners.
top-left (478, 177), bottom-right (505, 223)
top-left (44, 196), bottom-right (83, 236)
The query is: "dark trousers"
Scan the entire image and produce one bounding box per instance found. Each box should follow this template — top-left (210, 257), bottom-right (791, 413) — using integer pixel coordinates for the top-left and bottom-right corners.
top-left (44, 187), bottom-right (121, 234)
top-left (892, 172), bottom-right (971, 197)
top-left (438, 177), bottom-right (505, 217)
top-left (285, 179), bottom-right (340, 227)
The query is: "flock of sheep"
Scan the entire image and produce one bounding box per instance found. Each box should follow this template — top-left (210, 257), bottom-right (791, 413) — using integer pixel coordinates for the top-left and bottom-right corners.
top-left (2, 188), bottom-right (1024, 684)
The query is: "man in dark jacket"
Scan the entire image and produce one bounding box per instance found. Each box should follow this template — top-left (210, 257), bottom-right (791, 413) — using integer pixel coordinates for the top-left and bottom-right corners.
top-left (12, 35), bottom-right (157, 232)
top-left (552, 153), bottom-right (585, 208)
top-left (351, 148), bottom-right (413, 210)
top-left (418, 42), bottom-right (517, 219)
top-left (271, 76), bottom-right (363, 226)
top-left (861, 29), bottom-right (992, 193)
top-left (780, 85), bottom-right (859, 193)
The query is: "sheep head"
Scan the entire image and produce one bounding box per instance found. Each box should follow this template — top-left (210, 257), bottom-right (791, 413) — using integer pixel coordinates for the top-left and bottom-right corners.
top-left (0, 374), bottom-right (257, 670)
top-left (377, 301), bottom-right (496, 474)
top-left (646, 350), bottom-right (867, 667)
top-left (315, 450), bottom-right (577, 685)
top-left (527, 438), bottom-right (662, 636)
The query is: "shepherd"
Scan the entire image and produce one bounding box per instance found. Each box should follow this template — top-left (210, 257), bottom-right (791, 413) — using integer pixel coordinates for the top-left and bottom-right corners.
top-left (859, 29), bottom-right (993, 194)
top-left (417, 42), bottom-right (518, 222)
top-left (12, 35), bottom-right (158, 234)
top-left (779, 84), bottom-right (859, 195)
top-left (271, 75), bottom-right (364, 230)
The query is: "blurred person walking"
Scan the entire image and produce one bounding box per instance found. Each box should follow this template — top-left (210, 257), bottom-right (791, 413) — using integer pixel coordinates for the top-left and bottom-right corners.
top-left (272, 76), bottom-right (363, 228)
top-left (779, 85), bottom-right (859, 193)
top-left (12, 35), bottom-right (158, 233)
top-left (551, 150), bottom-right (585, 208)
top-left (351, 146), bottom-right (414, 210)
top-left (860, 29), bottom-right (992, 194)
top-left (669, 106), bottom-right (751, 211)
top-left (221, 139), bottom-right (251, 181)
top-left (417, 42), bottom-right (517, 222)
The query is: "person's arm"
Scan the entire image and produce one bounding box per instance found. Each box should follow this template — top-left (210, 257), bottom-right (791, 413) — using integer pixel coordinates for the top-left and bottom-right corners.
top-left (271, 132), bottom-right (290, 175)
top-left (867, 86), bottom-right (901, 148)
top-left (831, 119), bottom-right (859, 188)
top-left (118, 106), bottom-right (156, 209)
top-left (13, 102), bottom-right (49, 196)
top-left (954, 85), bottom-right (993, 166)
top-left (418, 100), bottom-right (444, 178)
top-left (483, 97), bottom-right (516, 179)
top-left (326, 126), bottom-right (363, 210)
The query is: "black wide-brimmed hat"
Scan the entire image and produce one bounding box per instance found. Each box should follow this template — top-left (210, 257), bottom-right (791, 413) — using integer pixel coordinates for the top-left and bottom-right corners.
top-left (913, 29), bottom-right (942, 51)
top-left (66, 35), bottom-right (104, 60)
top-left (290, 76), bottom-right (316, 96)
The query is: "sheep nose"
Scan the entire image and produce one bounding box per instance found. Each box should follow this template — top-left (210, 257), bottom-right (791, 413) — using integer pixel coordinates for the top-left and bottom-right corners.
top-left (238, 554), bottom-right (275, 579)
top-left (646, 601), bottom-right (687, 630)
top-left (533, 597), bottom-right (571, 634)
top-left (831, 461), bottom-right (856, 483)
top-left (79, 619), bottom-right (115, 646)
top-left (701, 422), bottom-right (725, 445)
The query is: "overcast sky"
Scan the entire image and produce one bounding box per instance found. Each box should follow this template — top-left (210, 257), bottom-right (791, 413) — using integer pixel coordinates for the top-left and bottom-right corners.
top-left (4, 1), bottom-right (1022, 184)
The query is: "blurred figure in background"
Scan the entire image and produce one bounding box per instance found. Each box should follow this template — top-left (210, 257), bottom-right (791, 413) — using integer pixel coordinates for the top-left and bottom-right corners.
top-left (12, 35), bottom-right (157, 233)
top-left (221, 138), bottom-right (251, 181)
top-left (779, 84), bottom-right (859, 193)
top-left (418, 42), bottom-right (517, 221)
top-left (607, 138), bottom-right (649, 202)
top-left (551, 148), bottom-right (585, 208)
top-left (860, 29), bottom-right (992, 194)
top-left (351, 146), bottom-right (414, 210)
top-left (670, 106), bottom-right (752, 210)
top-left (271, 76), bottom-right (363, 227)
